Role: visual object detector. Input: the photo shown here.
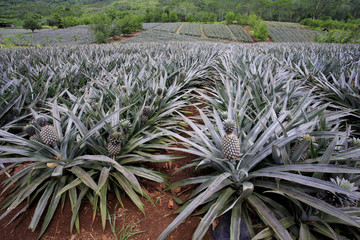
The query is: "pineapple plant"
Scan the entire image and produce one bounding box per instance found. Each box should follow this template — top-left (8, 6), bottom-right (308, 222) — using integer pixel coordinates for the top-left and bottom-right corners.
top-left (141, 106), bottom-right (152, 123)
top-left (222, 119), bottom-right (241, 161)
top-left (317, 177), bottom-right (359, 207)
top-left (35, 116), bottom-right (58, 146)
top-left (107, 132), bottom-right (122, 157)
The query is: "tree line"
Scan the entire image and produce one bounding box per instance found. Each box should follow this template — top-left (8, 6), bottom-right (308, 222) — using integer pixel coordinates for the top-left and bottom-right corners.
top-left (2, 0), bottom-right (360, 26)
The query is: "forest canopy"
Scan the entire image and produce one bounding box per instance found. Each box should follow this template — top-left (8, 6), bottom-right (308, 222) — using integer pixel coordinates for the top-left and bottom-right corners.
top-left (1, 0), bottom-right (360, 25)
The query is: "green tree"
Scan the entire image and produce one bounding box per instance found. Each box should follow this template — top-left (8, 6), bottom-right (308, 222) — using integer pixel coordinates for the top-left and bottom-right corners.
top-left (187, 13), bottom-right (194, 22)
top-left (169, 10), bottom-right (178, 22)
top-left (90, 13), bottom-right (111, 43)
top-left (225, 11), bottom-right (235, 25)
top-left (161, 12), bottom-right (168, 22)
top-left (194, 12), bottom-right (202, 22)
top-left (54, 13), bottom-right (64, 29)
top-left (113, 15), bottom-right (142, 35)
top-left (46, 15), bottom-right (57, 27)
top-left (202, 12), bottom-right (210, 23)
top-left (23, 16), bottom-right (42, 33)
top-left (253, 20), bottom-right (268, 41)
top-left (235, 13), bottom-right (248, 25)
top-left (248, 14), bottom-right (261, 28)
top-left (209, 13), bottom-right (217, 23)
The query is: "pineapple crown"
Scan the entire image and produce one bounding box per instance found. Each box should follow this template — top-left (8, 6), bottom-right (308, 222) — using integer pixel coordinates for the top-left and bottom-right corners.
top-left (223, 119), bottom-right (236, 134)
top-left (109, 132), bottom-right (122, 144)
top-left (352, 137), bottom-right (360, 146)
top-left (303, 134), bottom-right (315, 142)
top-left (120, 119), bottom-right (132, 130)
top-left (219, 111), bottom-right (228, 120)
top-left (24, 124), bottom-right (36, 136)
top-left (330, 177), bottom-right (358, 192)
top-left (35, 116), bottom-right (48, 127)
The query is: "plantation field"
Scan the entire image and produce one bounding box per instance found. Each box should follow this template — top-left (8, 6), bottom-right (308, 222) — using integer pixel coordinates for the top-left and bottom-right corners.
top-left (268, 26), bottom-right (323, 42)
top-left (146, 22), bottom-right (327, 43)
top-left (1, 40), bottom-right (360, 240)
top-left (179, 23), bottom-right (202, 37)
top-left (154, 22), bottom-right (181, 33)
top-left (0, 25), bottom-right (94, 47)
top-left (142, 22), bottom-right (162, 30)
top-left (265, 21), bottom-right (304, 29)
top-left (0, 28), bottom-right (50, 38)
top-left (228, 25), bottom-right (253, 42)
top-left (203, 23), bottom-right (236, 40)
top-left (122, 29), bottom-right (219, 43)
top-left (152, 23), bottom-right (254, 42)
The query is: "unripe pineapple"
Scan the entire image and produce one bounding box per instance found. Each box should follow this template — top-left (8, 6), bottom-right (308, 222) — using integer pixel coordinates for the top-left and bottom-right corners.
top-left (108, 132), bottom-right (122, 157)
top-left (222, 120), bottom-right (241, 161)
top-left (24, 124), bottom-right (40, 142)
top-left (24, 124), bottom-right (36, 137)
top-left (141, 106), bottom-right (151, 123)
top-left (36, 116), bottom-right (58, 146)
top-left (316, 177), bottom-right (358, 208)
top-left (156, 87), bottom-right (164, 96)
top-left (120, 119), bottom-right (132, 139)
top-left (121, 86), bottom-right (127, 93)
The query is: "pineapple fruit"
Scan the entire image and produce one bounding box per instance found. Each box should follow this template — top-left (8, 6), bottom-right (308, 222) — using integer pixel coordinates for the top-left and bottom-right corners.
top-left (141, 106), bottom-right (152, 123)
top-left (35, 116), bottom-right (58, 146)
top-left (222, 120), bottom-right (241, 161)
top-left (316, 177), bottom-right (358, 208)
top-left (24, 124), bottom-right (40, 142)
top-left (108, 132), bottom-right (122, 157)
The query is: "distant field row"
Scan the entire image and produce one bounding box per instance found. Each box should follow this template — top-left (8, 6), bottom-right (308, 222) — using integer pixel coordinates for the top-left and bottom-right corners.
top-left (148, 23), bottom-right (253, 42)
top-left (144, 23), bottom-right (325, 43)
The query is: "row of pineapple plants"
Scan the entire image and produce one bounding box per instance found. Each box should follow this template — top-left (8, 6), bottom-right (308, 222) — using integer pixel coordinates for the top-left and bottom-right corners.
top-left (0, 43), bottom-right (219, 238)
top-left (156, 44), bottom-right (360, 239)
top-left (1, 42), bottom-right (360, 239)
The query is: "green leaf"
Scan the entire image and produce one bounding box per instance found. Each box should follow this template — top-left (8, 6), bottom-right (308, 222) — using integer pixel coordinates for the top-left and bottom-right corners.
top-left (29, 180), bottom-right (56, 231)
top-left (38, 176), bottom-right (67, 239)
top-left (300, 223), bottom-right (311, 240)
top-left (230, 203), bottom-right (242, 240)
top-left (252, 217), bottom-right (295, 240)
top-left (313, 137), bottom-right (337, 179)
top-left (70, 185), bottom-right (88, 233)
top-left (75, 155), bottom-right (142, 194)
top-left (70, 166), bottom-right (98, 192)
top-left (247, 195), bottom-right (292, 240)
top-left (255, 180), bottom-right (360, 228)
top-left (99, 181), bottom-right (107, 231)
top-left (193, 187), bottom-right (235, 239)
top-left (258, 164), bottom-right (360, 174)
top-left (97, 167), bottom-right (110, 194)
top-left (112, 172), bottom-right (144, 213)
top-left (249, 171), bottom-right (360, 199)
top-left (157, 172), bottom-right (231, 240)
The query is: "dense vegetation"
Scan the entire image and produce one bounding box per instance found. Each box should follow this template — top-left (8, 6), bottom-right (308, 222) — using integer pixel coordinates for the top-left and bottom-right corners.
top-left (2, 0), bottom-right (360, 27)
top-left (1, 41), bottom-right (360, 240)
